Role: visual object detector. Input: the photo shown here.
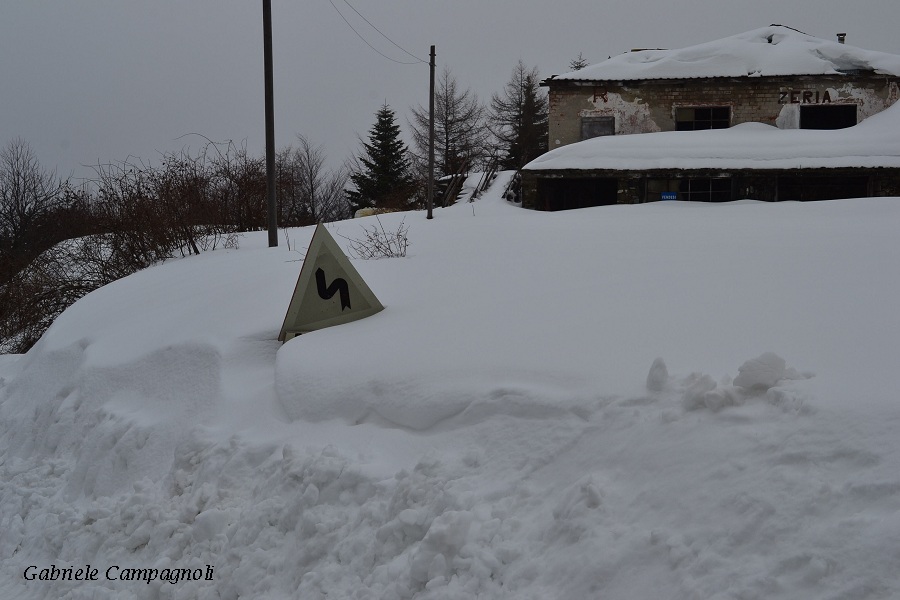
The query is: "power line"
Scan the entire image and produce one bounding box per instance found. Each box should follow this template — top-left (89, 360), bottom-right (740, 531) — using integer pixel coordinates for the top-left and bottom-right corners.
top-left (340, 0), bottom-right (426, 63)
top-left (327, 0), bottom-right (425, 65)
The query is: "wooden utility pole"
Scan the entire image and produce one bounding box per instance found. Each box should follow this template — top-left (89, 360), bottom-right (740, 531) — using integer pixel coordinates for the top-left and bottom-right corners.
top-left (426, 45), bottom-right (435, 220)
top-left (263, 0), bottom-right (278, 246)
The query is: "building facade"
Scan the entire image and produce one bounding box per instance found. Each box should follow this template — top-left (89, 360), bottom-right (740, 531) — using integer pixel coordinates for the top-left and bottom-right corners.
top-left (548, 74), bottom-right (900, 147)
top-left (523, 26), bottom-right (900, 210)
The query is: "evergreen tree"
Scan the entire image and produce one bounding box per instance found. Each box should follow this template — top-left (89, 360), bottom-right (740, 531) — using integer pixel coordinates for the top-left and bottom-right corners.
top-left (569, 52), bottom-right (589, 71)
top-left (347, 103), bottom-right (415, 214)
top-left (490, 61), bottom-right (549, 170)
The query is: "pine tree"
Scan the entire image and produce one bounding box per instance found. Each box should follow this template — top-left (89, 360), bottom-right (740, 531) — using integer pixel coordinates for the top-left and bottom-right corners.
top-left (347, 103), bottom-right (415, 214)
top-left (569, 52), bottom-right (589, 71)
top-left (490, 61), bottom-right (549, 171)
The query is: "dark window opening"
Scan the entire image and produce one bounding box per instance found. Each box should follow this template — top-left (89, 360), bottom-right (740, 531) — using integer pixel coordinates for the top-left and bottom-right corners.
top-left (648, 177), bottom-right (732, 202)
top-left (800, 104), bottom-right (857, 129)
top-left (536, 177), bottom-right (618, 211)
top-left (777, 175), bottom-right (869, 201)
top-left (581, 116), bottom-right (615, 140)
top-left (675, 106), bottom-right (730, 131)
top-left (646, 178), bottom-right (680, 201)
top-left (678, 177), bottom-right (732, 202)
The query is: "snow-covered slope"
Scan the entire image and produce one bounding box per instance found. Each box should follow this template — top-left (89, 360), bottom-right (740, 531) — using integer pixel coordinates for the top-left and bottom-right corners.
top-left (2, 179), bottom-right (900, 599)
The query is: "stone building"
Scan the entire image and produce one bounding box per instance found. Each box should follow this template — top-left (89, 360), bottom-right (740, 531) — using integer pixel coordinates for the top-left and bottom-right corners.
top-left (522, 25), bottom-right (900, 210)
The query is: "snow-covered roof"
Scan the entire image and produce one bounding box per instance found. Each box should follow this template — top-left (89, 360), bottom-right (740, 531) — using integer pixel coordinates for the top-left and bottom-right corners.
top-left (524, 100), bottom-right (900, 172)
top-left (547, 25), bottom-right (900, 83)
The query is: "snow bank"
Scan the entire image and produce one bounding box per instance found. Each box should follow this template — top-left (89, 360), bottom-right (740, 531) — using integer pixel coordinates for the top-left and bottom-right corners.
top-left (3, 182), bottom-right (900, 599)
top-left (645, 353), bottom-right (814, 413)
top-left (524, 103), bottom-right (900, 172)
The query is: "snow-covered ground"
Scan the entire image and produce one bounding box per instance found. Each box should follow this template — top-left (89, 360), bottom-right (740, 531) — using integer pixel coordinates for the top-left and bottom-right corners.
top-left (2, 176), bottom-right (900, 599)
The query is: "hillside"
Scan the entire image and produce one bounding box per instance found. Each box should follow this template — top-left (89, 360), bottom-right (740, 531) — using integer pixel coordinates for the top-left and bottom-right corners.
top-left (2, 179), bottom-right (900, 599)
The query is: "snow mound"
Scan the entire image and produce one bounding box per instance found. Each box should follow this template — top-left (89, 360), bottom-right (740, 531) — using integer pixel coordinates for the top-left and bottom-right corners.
top-left (525, 101), bottom-right (900, 172)
top-left (646, 352), bottom-right (814, 413)
top-left (645, 357), bottom-right (669, 392)
top-left (3, 190), bottom-right (900, 599)
top-left (734, 351), bottom-right (801, 390)
top-left (0, 339), bottom-right (220, 498)
top-left (275, 351), bottom-right (586, 431)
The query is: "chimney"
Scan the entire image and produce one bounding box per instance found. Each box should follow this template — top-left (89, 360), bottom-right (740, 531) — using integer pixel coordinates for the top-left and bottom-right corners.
top-left (837, 33), bottom-right (847, 44)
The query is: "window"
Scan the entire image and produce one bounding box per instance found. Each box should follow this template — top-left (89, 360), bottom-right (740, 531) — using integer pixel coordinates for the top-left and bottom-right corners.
top-left (800, 105), bottom-right (857, 130)
top-left (537, 177), bottom-right (618, 211)
top-left (675, 106), bottom-right (730, 131)
top-left (646, 178), bottom-right (680, 201)
top-left (777, 175), bottom-right (869, 201)
top-left (647, 177), bottom-right (732, 202)
top-left (678, 177), bottom-right (732, 202)
top-left (581, 116), bottom-right (615, 140)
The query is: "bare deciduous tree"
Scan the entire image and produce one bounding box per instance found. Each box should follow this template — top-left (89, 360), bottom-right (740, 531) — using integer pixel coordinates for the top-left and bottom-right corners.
top-left (210, 145), bottom-right (266, 233)
top-left (0, 138), bottom-right (68, 275)
top-left (409, 67), bottom-right (490, 180)
top-left (280, 135), bottom-right (349, 225)
top-left (1, 134), bottom-right (350, 354)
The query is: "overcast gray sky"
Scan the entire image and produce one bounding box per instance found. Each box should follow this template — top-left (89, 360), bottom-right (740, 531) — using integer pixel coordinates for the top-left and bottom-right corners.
top-left (2, 0), bottom-right (898, 183)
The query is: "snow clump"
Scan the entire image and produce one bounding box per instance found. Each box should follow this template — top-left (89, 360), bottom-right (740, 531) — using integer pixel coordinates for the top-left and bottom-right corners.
top-left (645, 357), bottom-right (669, 392)
top-left (646, 352), bottom-right (813, 412)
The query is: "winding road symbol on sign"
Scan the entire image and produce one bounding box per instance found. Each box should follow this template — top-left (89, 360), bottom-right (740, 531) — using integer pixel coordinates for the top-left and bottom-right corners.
top-left (315, 267), bottom-right (351, 310)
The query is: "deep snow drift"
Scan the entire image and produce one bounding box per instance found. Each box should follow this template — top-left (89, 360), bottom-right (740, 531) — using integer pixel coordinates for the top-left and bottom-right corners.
top-left (525, 98), bottom-right (900, 172)
top-left (2, 178), bottom-right (900, 599)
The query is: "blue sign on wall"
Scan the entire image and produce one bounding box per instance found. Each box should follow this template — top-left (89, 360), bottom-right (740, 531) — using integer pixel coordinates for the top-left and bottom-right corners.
top-left (661, 192), bottom-right (678, 201)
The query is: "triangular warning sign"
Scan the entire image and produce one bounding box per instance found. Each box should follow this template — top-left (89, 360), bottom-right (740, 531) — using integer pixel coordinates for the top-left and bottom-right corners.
top-left (278, 224), bottom-right (384, 341)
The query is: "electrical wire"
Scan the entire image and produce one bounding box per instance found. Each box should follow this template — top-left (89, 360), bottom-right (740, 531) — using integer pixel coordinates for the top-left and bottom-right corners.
top-left (328, 0), bottom-right (425, 65)
top-left (340, 0), bottom-right (426, 63)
